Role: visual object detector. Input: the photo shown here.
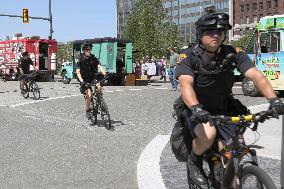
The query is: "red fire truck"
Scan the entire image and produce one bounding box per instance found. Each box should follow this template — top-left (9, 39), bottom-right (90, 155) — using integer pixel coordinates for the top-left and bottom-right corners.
top-left (0, 37), bottom-right (57, 81)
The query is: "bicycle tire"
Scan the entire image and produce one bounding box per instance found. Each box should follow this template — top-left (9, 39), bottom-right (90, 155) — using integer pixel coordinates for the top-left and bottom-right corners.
top-left (90, 99), bottom-right (98, 124)
top-left (99, 97), bottom-right (112, 130)
top-left (22, 82), bottom-right (29, 99)
top-left (31, 82), bottom-right (40, 100)
top-left (240, 165), bottom-right (276, 189)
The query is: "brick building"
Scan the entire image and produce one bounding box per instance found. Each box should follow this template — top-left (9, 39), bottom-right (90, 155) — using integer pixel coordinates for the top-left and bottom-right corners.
top-left (233, 0), bottom-right (284, 40)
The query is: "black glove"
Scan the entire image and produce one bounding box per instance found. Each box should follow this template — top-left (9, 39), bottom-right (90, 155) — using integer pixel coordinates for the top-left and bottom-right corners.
top-left (190, 104), bottom-right (210, 123)
top-left (268, 97), bottom-right (284, 118)
top-left (103, 75), bottom-right (109, 81)
top-left (80, 81), bottom-right (86, 87)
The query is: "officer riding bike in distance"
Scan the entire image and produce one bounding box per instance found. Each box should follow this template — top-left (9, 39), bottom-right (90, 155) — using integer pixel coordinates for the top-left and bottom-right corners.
top-left (75, 43), bottom-right (107, 119)
top-left (19, 51), bottom-right (36, 94)
top-left (174, 7), bottom-right (284, 186)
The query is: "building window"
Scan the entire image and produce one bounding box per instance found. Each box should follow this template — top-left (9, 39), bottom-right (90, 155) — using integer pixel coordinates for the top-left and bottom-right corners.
top-left (259, 2), bottom-right (263, 9)
top-left (252, 3), bottom-right (257, 10)
top-left (246, 4), bottom-right (250, 12)
top-left (246, 17), bottom-right (249, 24)
top-left (268, 1), bottom-right (272, 8)
top-left (253, 15), bottom-right (258, 23)
top-left (274, 0), bottom-right (278, 7)
top-left (241, 5), bottom-right (244, 12)
top-left (240, 17), bottom-right (243, 24)
top-left (259, 14), bottom-right (263, 19)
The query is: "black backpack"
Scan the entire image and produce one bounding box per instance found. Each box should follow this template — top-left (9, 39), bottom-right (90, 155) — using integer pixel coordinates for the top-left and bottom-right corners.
top-left (170, 97), bottom-right (192, 162)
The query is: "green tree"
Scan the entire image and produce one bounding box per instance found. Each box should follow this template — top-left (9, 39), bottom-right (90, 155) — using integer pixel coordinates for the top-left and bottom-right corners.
top-left (230, 31), bottom-right (255, 52)
top-left (122, 0), bottom-right (181, 59)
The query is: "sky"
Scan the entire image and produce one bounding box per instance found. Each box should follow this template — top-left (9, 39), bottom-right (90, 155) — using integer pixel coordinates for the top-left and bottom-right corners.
top-left (0, 0), bottom-right (117, 42)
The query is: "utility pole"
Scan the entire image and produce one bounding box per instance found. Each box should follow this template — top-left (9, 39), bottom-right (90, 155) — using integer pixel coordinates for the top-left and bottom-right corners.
top-left (281, 115), bottom-right (284, 189)
top-left (49, 0), bottom-right (53, 39)
top-left (0, 0), bottom-right (53, 39)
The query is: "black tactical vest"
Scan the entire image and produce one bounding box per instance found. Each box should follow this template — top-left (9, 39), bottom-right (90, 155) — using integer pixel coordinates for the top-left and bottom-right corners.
top-left (78, 54), bottom-right (99, 79)
top-left (188, 44), bottom-right (237, 114)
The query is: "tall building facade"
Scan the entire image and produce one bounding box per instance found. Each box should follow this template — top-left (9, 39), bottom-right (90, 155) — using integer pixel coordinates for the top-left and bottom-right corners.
top-left (116, 0), bottom-right (233, 42)
top-left (233, 0), bottom-right (284, 40)
top-left (117, 0), bottom-right (136, 38)
top-left (162, 0), bottom-right (230, 43)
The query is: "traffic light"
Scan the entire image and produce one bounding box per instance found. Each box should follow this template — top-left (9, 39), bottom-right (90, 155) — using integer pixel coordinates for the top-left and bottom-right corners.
top-left (22, 8), bottom-right (29, 23)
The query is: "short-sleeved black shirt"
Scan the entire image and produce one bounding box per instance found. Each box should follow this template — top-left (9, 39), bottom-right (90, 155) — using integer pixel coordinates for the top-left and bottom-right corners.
top-left (175, 45), bottom-right (255, 113)
top-left (19, 57), bottom-right (34, 74)
top-left (75, 54), bottom-right (100, 80)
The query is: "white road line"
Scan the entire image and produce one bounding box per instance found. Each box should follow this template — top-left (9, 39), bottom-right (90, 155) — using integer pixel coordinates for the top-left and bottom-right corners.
top-left (129, 88), bottom-right (143, 91)
top-left (137, 134), bottom-right (169, 189)
top-left (155, 88), bottom-right (169, 90)
top-left (115, 89), bottom-right (124, 92)
top-left (10, 94), bottom-right (81, 108)
top-left (137, 103), bottom-right (280, 189)
top-left (105, 90), bottom-right (114, 93)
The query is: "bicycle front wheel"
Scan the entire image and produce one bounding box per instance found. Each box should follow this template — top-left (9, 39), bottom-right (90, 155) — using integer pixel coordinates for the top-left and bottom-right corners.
top-left (90, 99), bottom-right (98, 124)
top-left (240, 165), bottom-right (276, 189)
top-left (99, 97), bottom-right (112, 130)
top-left (31, 82), bottom-right (40, 100)
top-left (22, 82), bottom-right (29, 99)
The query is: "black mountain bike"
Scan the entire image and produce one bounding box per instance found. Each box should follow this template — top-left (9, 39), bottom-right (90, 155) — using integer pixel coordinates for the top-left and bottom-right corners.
top-left (187, 110), bottom-right (277, 189)
top-left (20, 71), bottom-right (40, 100)
top-left (84, 79), bottom-right (112, 130)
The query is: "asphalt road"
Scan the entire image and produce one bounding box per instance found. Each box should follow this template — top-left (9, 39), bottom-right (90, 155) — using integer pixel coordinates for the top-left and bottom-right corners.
top-left (0, 80), bottom-right (282, 188)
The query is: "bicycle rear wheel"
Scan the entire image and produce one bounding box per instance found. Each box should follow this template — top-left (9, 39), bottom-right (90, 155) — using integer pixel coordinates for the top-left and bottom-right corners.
top-left (31, 82), bottom-right (40, 100)
top-left (240, 165), bottom-right (276, 189)
top-left (22, 82), bottom-right (29, 99)
top-left (99, 97), bottom-right (112, 130)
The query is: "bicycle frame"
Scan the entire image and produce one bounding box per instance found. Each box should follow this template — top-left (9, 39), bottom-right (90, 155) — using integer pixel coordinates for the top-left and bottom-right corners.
top-left (205, 111), bottom-right (276, 188)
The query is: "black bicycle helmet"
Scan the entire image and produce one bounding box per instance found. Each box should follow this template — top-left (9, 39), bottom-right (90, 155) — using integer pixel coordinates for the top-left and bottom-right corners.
top-left (195, 7), bottom-right (232, 40)
top-left (82, 43), bottom-right (93, 51)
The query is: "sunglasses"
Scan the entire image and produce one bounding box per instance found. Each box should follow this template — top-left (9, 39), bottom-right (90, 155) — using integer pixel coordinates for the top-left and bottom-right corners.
top-left (204, 29), bottom-right (224, 36)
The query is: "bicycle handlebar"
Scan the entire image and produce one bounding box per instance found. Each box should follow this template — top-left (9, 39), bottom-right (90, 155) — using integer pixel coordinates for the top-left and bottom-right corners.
top-left (208, 109), bottom-right (275, 124)
top-left (84, 78), bottom-right (107, 88)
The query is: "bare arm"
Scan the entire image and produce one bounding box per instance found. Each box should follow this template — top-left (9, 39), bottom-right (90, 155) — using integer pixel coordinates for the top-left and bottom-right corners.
top-left (98, 64), bottom-right (106, 76)
top-left (179, 75), bottom-right (199, 107)
top-left (244, 67), bottom-right (277, 99)
top-left (76, 69), bottom-right (84, 83)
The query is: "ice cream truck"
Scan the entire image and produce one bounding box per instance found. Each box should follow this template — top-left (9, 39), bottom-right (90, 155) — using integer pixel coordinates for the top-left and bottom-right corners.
top-left (242, 14), bottom-right (284, 96)
top-left (0, 37), bottom-right (57, 81)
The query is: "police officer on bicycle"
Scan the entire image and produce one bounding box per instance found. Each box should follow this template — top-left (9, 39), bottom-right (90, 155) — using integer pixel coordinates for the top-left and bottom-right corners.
top-left (19, 51), bottom-right (35, 94)
top-left (175, 7), bottom-right (284, 185)
top-left (75, 43), bottom-right (107, 119)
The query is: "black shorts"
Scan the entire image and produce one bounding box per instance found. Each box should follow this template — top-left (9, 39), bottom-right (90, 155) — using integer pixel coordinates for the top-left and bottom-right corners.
top-left (183, 108), bottom-right (236, 143)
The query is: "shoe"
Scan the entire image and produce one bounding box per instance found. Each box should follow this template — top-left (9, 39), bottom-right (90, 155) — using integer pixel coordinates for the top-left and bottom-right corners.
top-left (187, 159), bottom-right (207, 185)
top-left (172, 88), bottom-right (177, 91)
top-left (86, 109), bottom-right (92, 120)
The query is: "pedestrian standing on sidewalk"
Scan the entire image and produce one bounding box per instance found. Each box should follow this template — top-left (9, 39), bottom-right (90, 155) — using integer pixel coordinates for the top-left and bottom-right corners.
top-left (169, 48), bottom-right (179, 91)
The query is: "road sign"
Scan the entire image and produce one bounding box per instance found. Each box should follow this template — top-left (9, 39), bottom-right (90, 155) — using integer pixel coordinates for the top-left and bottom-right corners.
top-left (22, 8), bottom-right (29, 23)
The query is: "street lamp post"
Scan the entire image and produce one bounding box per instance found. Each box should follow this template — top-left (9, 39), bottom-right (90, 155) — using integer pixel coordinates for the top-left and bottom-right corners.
top-left (281, 115), bottom-right (284, 189)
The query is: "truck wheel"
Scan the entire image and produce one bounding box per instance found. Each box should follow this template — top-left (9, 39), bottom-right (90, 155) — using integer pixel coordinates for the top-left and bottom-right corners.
top-left (278, 90), bottom-right (284, 97)
top-left (62, 71), bottom-right (71, 84)
top-left (242, 78), bottom-right (260, 97)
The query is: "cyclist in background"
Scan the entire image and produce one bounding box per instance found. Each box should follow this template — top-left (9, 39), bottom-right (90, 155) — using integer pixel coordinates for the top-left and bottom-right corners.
top-left (75, 43), bottom-right (107, 119)
top-left (19, 52), bottom-right (35, 94)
